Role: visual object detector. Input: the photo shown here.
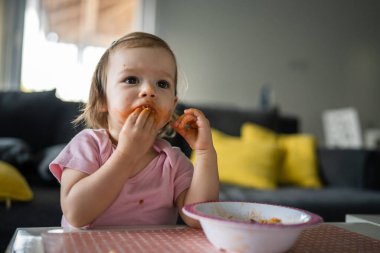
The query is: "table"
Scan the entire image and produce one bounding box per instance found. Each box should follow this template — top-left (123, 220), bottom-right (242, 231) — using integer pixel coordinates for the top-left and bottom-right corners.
top-left (6, 223), bottom-right (380, 253)
top-left (346, 214), bottom-right (380, 227)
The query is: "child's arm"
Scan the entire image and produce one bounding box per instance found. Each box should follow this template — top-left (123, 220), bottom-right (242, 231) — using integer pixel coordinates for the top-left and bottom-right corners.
top-left (60, 151), bottom-right (138, 228)
top-left (60, 108), bottom-right (158, 227)
top-left (172, 108), bottom-right (219, 227)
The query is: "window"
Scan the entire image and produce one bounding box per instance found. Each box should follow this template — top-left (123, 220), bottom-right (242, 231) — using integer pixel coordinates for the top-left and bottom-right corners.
top-left (21, 0), bottom-right (140, 101)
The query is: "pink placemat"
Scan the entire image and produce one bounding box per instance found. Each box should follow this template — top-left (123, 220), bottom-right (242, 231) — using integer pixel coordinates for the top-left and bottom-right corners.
top-left (42, 224), bottom-right (380, 253)
top-left (42, 227), bottom-right (218, 253)
top-left (287, 224), bottom-right (380, 253)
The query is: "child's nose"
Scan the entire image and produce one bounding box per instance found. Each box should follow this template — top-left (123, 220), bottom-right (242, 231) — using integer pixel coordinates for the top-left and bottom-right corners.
top-left (140, 83), bottom-right (156, 98)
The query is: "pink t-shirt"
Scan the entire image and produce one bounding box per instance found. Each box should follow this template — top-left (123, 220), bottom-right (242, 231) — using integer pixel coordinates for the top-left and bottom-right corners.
top-left (49, 129), bottom-right (193, 228)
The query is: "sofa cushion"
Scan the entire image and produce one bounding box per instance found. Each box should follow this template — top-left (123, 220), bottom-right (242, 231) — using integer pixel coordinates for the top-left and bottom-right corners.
top-left (0, 90), bottom-right (62, 152)
top-left (0, 138), bottom-right (31, 168)
top-left (0, 161), bottom-right (33, 207)
top-left (278, 134), bottom-right (322, 188)
top-left (194, 128), bottom-right (281, 189)
top-left (242, 123), bottom-right (321, 188)
top-left (318, 148), bottom-right (368, 188)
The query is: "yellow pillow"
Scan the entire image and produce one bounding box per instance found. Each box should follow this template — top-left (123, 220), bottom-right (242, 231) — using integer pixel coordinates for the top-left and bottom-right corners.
top-left (278, 135), bottom-right (322, 188)
top-left (241, 122), bottom-right (278, 144)
top-left (192, 128), bottom-right (280, 189)
top-left (242, 123), bottom-right (322, 188)
top-left (0, 161), bottom-right (33, 208)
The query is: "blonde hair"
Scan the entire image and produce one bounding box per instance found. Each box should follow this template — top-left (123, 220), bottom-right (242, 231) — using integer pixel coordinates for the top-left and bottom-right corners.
top-left (75, 32), bottom-right (178, 137)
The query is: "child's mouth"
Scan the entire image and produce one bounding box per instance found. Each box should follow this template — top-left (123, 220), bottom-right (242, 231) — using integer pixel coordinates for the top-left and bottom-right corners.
top-left (137, 105), bottom-right (157, 115)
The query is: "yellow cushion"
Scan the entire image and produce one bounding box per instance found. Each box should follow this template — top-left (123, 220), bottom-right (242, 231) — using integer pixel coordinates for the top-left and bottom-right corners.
top-left (192, 128), bottom-right (280, 189)
top-left (278, 135), bottom-right (322, 188)
top-left (241, 122), bottom-right (278, 144)
top-left (0, 161), bottom-right (33, 207)
top-left (242, 123), bottom-right (322, 188)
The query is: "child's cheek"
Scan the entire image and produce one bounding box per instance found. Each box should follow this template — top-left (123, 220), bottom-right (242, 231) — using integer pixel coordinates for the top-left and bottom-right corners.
top-left (113, 109), bottom-right (130, 123)
top-left (157, 110), bottom-right (172, 126)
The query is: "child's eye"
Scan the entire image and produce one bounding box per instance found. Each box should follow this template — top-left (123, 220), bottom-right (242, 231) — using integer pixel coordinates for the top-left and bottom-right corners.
top-left (125, 76), bottom-right (139, 85)
top-left (157, 80), bottom-right (170, 89)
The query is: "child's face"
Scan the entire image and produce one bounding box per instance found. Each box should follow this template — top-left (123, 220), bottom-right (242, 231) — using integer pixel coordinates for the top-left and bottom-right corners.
top-left (105, 46), bottom-right (178, 138)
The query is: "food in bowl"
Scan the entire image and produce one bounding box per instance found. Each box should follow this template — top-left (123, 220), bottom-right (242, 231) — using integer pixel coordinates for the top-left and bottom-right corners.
top-left (225, 213), bottom-right (282, 224)
top-left (250, 217), bottom-right (282, 224)
top-left (183, 201), bottom-right (323, 253)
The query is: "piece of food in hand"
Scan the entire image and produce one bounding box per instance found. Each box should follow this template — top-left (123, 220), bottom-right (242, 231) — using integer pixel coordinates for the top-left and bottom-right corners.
top-left (172, 113), bottom-right (191, 130)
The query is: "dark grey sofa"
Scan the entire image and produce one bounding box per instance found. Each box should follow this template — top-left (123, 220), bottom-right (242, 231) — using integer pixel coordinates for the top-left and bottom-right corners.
top-left (1, 90), bottom-right (380, 251)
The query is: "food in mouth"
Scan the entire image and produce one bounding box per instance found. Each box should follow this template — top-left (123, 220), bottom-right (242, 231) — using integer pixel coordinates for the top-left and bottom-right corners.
top-left (140, 105), bottom-right (154, 112)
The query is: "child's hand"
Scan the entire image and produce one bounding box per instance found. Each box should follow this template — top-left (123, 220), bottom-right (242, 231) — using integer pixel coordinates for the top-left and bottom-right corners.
top-left (172, 108), bottom-right (213, 152)
top-left (116, 107), bottom-right (158, 158)
top-left (173, 109), bottom-right (219, 228)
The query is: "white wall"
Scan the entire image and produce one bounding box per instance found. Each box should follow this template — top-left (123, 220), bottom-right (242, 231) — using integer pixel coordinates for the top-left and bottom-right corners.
top-left (154, 0), bottom-right (380, 143)
top-left (0, 0), bottom-right (5, 89)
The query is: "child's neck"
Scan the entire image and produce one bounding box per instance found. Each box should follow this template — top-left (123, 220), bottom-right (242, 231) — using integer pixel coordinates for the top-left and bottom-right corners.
top-left (107, 129), bottom-right (158, 177)
top-left (107, 130), bottom-right (118, 146)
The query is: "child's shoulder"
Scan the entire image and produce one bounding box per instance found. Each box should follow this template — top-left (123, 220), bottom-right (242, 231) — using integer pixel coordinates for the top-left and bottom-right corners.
top-left (72, 128), bottom-right (110, 144)
top-left (75, 128), bottom-right (107, 137)
top-left (68, 129), bottom-right (113, 161)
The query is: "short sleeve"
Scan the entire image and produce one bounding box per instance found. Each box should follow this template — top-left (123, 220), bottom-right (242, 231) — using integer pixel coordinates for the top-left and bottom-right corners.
top-left (49, 129), bottom-right (107, 182)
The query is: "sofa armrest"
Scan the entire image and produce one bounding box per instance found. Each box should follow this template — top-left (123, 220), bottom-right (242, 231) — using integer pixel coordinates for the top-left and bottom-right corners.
top-left (317, 148), bottom-right (380, 189)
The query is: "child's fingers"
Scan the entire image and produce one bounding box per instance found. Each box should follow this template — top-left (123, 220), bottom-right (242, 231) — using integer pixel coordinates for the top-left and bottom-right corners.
top-left (135, 107), bottom-right (152, 127)
top-left (184, 108), bottom-right (201, 115)
top-left (184, 108), bottom-right (210, 127)
top-left (184, 108), bottom-right (206, 120)
top-left (172, 108), bottom-right (209, 133)
top-left (144, 111), bottom-right (157, 131)
top-left (126, 107), bottom-right (142, 125)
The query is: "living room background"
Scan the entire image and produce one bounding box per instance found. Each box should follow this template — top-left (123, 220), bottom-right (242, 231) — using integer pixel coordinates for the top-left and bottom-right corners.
top-left (0, 0), bottom-right (379, 145)
top-left (154, 0), bottom-right (380, 145)
top-left (1, 2), bottom-right (380, 250)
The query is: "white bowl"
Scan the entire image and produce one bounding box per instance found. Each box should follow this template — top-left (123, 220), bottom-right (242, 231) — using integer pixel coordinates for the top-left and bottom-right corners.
top-left (183, 201), bottom-right (323, 253)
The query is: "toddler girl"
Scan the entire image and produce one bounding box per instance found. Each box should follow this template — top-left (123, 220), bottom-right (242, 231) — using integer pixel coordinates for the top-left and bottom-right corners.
top-left (49, 32), bottom-right (219, 228)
